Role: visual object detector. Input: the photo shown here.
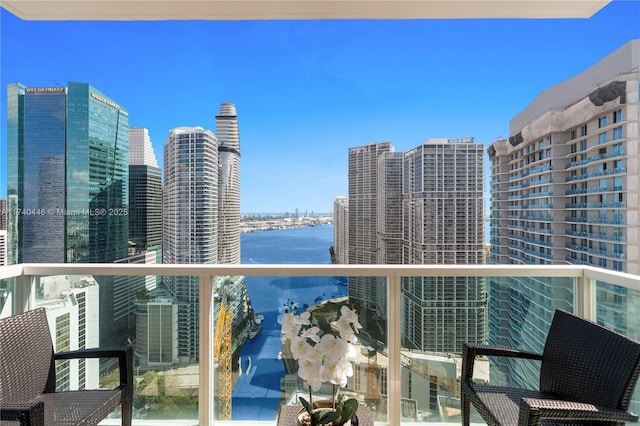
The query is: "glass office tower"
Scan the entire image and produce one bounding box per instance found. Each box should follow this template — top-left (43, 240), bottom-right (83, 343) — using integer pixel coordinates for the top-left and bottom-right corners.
top-left (6, 82), bottom-right (129, 264)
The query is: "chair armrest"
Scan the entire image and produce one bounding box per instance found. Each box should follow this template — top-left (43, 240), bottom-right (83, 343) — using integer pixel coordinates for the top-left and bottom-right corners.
top-left (1, 401), bottom-right (45, 425)
top-left (518, 397), bottom-right (639, 426)
top-left (54, 346), bottom-right (133, 392)
top-left (462, 343), bottom-right (543, 381)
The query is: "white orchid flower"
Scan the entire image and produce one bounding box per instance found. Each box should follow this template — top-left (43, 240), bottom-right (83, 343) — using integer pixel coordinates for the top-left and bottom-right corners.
top-left (281, 312), bottom-right (301, 339)
top-left (320, 358), bottom-right (349, 388)
top-left (336, 316), bottom-right (356, 342)
top-left (293, 311), bottom-right (311, 326)
top-left (300, 325), bottom-right (321, 343)
top-left (340, 306), bottom-right (362, 331)
top-left (317, 334), bottom-right (349, 362)
top-left (290, 335), bottom-right (314, 360)
top-left (298, 352), bottom-right (322, 382)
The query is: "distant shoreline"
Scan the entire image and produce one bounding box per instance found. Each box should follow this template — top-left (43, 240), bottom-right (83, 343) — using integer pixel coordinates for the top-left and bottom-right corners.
top-left (240, 215), bottom-right (332, 234)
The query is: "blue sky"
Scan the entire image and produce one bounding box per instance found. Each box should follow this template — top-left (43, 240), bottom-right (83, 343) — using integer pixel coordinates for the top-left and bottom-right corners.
top-left (1, 1), bottom-right (639, 213)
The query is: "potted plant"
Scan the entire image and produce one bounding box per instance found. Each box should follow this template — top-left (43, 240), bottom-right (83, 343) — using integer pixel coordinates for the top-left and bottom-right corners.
top-left (281, 303), bottom-right (362, 426)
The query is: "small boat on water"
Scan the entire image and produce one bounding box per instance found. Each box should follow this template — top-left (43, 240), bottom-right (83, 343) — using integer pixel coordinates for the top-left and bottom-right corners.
top-left (249, 324), bottom-right (261, 340)
top-left (254, 313), bottom-right (264, 325)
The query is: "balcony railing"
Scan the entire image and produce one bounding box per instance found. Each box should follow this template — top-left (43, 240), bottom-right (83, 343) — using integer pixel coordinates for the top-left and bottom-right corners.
top-left (1, 263), bottom-right (640, 425)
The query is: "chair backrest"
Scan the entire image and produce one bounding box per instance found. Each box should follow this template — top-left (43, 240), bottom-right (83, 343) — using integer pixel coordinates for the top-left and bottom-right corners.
top-left (540, 309), bottom-right (640, 410)
top-left (0, 308), bottom-right (55, 402)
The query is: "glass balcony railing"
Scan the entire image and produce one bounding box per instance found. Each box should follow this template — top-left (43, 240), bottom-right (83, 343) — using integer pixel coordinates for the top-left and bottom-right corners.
top-left (1, 264), bottom-right (640, 425)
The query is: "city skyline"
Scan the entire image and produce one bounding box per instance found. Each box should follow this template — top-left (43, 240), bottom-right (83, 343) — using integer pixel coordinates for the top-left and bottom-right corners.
top-left (1, 1), bottom-right (640, 213)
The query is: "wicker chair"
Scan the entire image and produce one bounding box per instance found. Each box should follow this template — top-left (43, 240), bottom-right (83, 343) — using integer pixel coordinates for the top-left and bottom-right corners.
top-left (461, 309), bottom-right (640, 426)
top-left (0, 308), bottom-right (133, 426)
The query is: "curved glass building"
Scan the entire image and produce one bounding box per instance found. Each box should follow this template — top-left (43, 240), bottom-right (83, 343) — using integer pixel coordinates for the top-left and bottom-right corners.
top-left (216, 103), bottom-right (241, 265)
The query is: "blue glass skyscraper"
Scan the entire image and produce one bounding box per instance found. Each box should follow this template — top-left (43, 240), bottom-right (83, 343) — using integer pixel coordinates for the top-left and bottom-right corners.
top-left (6, 82), bottom-right (129, 265)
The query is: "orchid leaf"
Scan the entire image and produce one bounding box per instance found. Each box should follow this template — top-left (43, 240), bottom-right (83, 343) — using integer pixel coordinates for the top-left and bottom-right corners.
top-left (299, 397), bottom-right (312, 414)
top-left (313, 410), bottom-right (338, 425)
top-left (337, 399), bottom-right (359, 423)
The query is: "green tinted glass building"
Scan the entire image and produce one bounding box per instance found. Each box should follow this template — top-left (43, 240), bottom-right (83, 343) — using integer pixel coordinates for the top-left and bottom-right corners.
top-left (6, 81), bottom-right (129, 265)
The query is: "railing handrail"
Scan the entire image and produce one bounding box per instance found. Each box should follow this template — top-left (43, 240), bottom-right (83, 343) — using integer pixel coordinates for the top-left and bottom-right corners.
top-left (4, 263), bottom-right (640, 292)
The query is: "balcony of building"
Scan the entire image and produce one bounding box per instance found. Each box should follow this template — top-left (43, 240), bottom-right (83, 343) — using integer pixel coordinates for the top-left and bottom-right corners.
top-left (1, 263), bottom-right (639, 425)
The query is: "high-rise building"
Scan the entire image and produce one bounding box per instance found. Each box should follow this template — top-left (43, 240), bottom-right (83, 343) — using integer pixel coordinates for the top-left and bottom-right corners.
top-left (401, 138), bottom-right (486, 352)
top-left (0, 199), bottom-right (6, 230)
top-left (488, 40), bottom-right (640, 390)
top-left (347, 142), bottom-right (393, 321)
top-left (347, 139), bottom-right (486, 352)
top-left (6, 81), bottom-right (129, 353)
top-left (377, 151), bottom-right (404, 265)
top-left (134, 288), bottom-right (178, 368)
top-left (333, 196), bottom-right (349, 264)
top-left (128, 127), bottom-right (162, 253)
top-left (38, 275), bottom-right (100, 391)
top-left (163, 126), bottom-right (218, 363)
top-left (0, 230), bottom-right (6, 267)
top-left (215, 103), bottom-right (241, 265)
top-left (6, 82), bottom-right (129, 265)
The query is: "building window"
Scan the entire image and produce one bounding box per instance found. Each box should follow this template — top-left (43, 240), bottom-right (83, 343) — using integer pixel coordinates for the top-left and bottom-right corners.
top-left (613, 126), bottom-right (622, 140)
top-left (599, 132), bottom-right (607, 144)
top-left (580, 124), bottom-right (588, 136)
top-left (598, 116), bottom-right (607, 128)
top-left (613, 109), bottom-right (622, 123)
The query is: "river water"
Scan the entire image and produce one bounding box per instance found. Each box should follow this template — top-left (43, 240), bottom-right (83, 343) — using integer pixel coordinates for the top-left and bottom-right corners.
top-left (232, 225), bottom-right (345, 420)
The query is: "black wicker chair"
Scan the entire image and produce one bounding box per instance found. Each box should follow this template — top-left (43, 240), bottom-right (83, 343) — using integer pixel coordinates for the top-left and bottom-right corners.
top-left (462, 309), bottom-right (640, 426)
top-left (0, 308), bottom-right (133, 426)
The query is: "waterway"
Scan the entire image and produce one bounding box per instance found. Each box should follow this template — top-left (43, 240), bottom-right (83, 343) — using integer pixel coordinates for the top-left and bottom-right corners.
top-left (232, 225), bottom-right (346, 420)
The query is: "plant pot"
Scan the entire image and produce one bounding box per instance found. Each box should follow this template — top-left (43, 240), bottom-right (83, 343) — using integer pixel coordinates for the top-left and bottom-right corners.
top-left (296, 401), bottom-right (358, 426)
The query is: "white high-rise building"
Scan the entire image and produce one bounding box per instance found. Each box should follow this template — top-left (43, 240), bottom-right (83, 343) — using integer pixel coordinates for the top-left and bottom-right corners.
top-left (333, 196), bottom-right (349, 264)
top-left (488, 39), bottom-right (640, 393)
top-left (0, 230), bottom-right (6, 267)
top-left (216, 103), bottom-right (241, 265)
top-left (163, 126), bottom-right (218, 363)
top-left (37, 275), bottom-right (100, 391)
top-left (129, 127), bottom-right (159, 167)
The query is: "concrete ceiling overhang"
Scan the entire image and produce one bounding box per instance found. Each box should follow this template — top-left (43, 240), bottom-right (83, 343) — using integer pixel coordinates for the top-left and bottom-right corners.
top-left (0, 0), bottom-right (611, 21)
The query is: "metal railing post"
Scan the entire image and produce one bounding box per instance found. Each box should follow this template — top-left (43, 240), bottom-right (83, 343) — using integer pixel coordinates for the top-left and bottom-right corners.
top-left (13, 274), bottom-right (34, 314)
top-left (386, 272), bottom-right (401, 426)
top-left (575, 273), bottom-right (596, 322)
top-left (199, 274), bottom-right (215, 425)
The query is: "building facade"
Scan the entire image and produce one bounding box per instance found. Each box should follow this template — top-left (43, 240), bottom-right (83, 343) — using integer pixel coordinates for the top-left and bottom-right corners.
top-left (0, 199), bottom-right (6, 230)
top-left (347, 139), bottom-right (487, 353)
top-left (347, 142), bottom-right (394, 321)
top-left (38, 275), bottom-right (100, 391)
top-left (163, 126), bottom-right (219, 363)
top-left (6, 81), bottom-right (129, 353)
top-left (401, 139), bottom-right (486, 352)
top-left (216, 103), bottom-right (241, 265)
top-left (0, 230), bottom-right (6, 267)
top-left (6, 82), bottom-right (129, 265)
top-left (333, 196), bottom-right (349, 264)
top-left (128, 127), bottom-right (162, 253)
top-left (134, 288), bottom-right (178, 368)
top-left (488, 40), bottom-right (640, 391)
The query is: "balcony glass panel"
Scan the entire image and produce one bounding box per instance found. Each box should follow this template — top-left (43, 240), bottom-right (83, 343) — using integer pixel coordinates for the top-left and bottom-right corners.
top-left (596, 280), bottom-right (640, 416)
top-left (2, 266), bottom-right (640, 425)
top-left (32, 273), bottom-right (199, 423)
